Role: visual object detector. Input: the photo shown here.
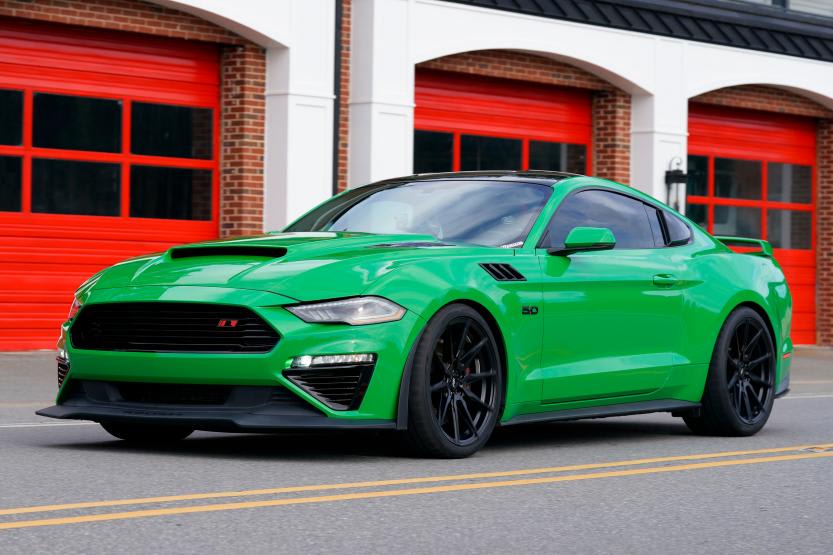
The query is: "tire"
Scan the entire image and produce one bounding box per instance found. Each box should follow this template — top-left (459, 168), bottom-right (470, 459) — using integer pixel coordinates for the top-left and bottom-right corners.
top-left (101, 422), bottom-right (193, 443)
top-left (683, 306), bottom-right (776, 436)
top-left (404, 304), bottom-right (503, 458)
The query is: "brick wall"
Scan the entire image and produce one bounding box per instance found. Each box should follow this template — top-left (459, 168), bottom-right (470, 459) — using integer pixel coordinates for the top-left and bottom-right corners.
top-left (0, 0), bottom-right (266, 237)
top-left (693, 85), bottom-right (833, 345)
top-left (819, 121), bottom-right (833, 345)
top-left (417, 49), bottom-right (631, 184)
top-left (692, 85), bottom-right (832, 119)
top-left (220, 45), bottom-right (266, 236)
top-left (337, 0), bottom-right (352, 192)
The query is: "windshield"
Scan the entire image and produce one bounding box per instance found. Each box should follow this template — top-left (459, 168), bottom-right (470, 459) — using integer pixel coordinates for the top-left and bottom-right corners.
top-left (285, 180), bottom-right (552, 247)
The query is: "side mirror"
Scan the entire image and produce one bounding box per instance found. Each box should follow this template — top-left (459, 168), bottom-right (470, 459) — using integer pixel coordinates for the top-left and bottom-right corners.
top-left (548, 227), bottom-right (616, 256)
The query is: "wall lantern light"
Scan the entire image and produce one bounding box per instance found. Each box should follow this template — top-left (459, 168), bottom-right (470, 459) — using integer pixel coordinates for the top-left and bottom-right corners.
top-left (665, 157), bottom-right (688, 212)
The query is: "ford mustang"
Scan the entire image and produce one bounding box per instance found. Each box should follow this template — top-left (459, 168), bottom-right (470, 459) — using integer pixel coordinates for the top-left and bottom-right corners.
top-left (38, 171), bottom-right (792, 458)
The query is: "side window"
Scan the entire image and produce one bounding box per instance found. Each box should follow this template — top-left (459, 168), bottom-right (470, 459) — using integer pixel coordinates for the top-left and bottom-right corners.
top-left (543, 189), bottom-right (655, 249)
top-left (663, 211), bottom-right (692, 246)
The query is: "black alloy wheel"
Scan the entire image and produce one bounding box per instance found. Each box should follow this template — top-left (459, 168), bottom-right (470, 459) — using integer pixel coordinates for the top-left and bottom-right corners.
top-left (405, 304), bottom-right (503, 458)
top-left (726, 317), bottom-right (774, 425)
top-left (683, 306), bottom-right (776, 436)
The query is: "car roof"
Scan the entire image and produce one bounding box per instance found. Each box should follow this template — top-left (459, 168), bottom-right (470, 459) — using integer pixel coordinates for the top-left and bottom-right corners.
top-left (370, 170), bottom-right (580, 187)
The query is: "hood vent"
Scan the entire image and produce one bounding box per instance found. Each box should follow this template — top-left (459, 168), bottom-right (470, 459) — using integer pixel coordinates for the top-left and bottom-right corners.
top-left (170, 246), bottom-right (287, 260)
top-left (480, 263), bottom-right (526, 282)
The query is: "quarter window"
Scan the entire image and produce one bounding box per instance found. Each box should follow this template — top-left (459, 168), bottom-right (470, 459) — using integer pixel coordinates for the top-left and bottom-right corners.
top-left (543, 189), bottom-right (656, 250)
top-left (663, 212), bottom-right (692, 245)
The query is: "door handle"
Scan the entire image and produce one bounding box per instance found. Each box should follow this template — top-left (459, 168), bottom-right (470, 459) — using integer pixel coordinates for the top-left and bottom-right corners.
top-left (652, 274), bottom-right (678, 287)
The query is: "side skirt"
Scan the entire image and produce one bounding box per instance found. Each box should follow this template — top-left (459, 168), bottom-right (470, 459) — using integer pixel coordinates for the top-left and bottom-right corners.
top-left (500, 399), bottom-right (701, 427)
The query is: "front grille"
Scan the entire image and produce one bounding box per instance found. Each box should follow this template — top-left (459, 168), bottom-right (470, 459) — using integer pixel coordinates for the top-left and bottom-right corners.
top-left (284, 363), bottom-right (374, 411)
top-left (57, 356), bottom-right (70, 388)
top-left (70, 302), bottom-right (280, 353)
top-left (117, 382), bottom-right (232, 405)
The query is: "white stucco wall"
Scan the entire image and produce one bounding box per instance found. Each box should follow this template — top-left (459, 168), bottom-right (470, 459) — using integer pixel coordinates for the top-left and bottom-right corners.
top-left (349, 0), bottom-right (833, 208)
top-left (164, 0), bottom-right (833, 226)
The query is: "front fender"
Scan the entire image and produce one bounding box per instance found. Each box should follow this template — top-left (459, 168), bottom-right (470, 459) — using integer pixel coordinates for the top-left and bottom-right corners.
top-left (364, 253), bottom-right (544, 412)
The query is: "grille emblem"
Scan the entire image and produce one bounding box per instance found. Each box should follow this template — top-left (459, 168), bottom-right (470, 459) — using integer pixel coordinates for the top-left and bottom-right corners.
top-left (217, 319), bottom-right (239, 328)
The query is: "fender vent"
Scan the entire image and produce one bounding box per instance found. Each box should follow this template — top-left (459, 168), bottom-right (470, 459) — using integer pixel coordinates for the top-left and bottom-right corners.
top-left (480, 263), bottom-right (526, 282)
top-left (170, 246), bottom-right (286, 260)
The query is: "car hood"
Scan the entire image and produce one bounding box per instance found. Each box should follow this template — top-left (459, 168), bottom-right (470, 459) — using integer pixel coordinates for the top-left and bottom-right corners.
top-left (91, 232), bottom-right (475, 301)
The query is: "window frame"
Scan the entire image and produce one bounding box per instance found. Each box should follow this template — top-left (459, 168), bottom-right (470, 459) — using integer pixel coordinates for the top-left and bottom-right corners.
top-left (414, 126), bottom-right (590, 175)
top-left (686, 151), bottom-right (815, 252)
top-left (537, 186), bottom-right (692, 250)
top-left (0, 84), bottom-right (219, 223)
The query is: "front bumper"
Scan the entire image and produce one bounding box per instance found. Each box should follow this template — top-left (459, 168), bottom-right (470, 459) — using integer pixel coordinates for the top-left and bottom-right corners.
top-left (37, 381), bottom-right (394, 431)
top-left (44, 285), bottom-right (425, 425)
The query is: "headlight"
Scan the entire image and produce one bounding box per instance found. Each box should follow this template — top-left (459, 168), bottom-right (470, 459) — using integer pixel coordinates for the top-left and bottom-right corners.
top-left (67, 297), bottom-right (83, 320)
top-left (286, 296), bottom-right (406, 325)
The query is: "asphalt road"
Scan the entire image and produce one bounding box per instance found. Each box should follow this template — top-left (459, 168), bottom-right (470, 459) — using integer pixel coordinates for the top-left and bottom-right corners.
top-left (1, 349), bottom-right (832, 554)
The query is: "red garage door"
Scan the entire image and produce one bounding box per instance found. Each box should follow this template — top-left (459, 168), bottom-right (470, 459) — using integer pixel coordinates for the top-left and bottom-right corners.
top-left (414, 70), bottom-right (592, 174)
top-left (688, 104), bottom-right (816, 344)
top-left (0, 20), bottom-right (220, 350)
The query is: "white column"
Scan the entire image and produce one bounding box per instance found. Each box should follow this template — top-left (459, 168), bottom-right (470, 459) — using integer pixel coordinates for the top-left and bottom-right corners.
top-left (348, 0), bottom-right (414, 187)
top-left (630, 39), bottom-right (688, 209)
top-left (263, 0), bottom-right (335, 231)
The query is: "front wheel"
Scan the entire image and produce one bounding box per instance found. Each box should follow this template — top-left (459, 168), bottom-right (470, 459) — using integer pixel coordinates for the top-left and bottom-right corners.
top-left (404, 304), bottom-right (503, 458)
top-left (684, 306), bottom-right (776, 436)
top-left (101, 422), bottom-right (193, 444)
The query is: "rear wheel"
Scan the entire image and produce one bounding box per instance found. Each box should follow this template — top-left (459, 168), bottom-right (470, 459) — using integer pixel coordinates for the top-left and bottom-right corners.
top-left (404, 304), bottom-right (503, 458)
top-left (684, 306), bottom-right (776, 436)
top-left (101, 423), bottom-right (193, 443)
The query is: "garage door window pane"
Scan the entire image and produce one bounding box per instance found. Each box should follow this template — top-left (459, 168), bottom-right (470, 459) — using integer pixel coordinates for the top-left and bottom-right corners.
top-left (713, 205), bottom-right (761, 238)
top-left (685, 203), bottom-right (707, 229)
top-left (414, 130), bottom-right (453, 173)
top-left (0, 90), bottom-right (23, 146)
top-left (130, 166), bottom-right (212, 220)
top-left (768, 210), bottom-right (812, 250)
top-left (132, 103), bottom-right (213, 159)
top-left (33, 93), bottom-right (121, 153)
top-left (529, 141), bottom-right (586, 174)
top-left (460, 135), bottom-right (521, 171)
top-left (768, 163), bottom-right (812, 204)
top-left (715, 158), bottom-right (761, 200)
top-left (32, 159), bottom-right (120, 216)
top-left (0, 156), bottom-right (22, 212)
top-left (687, 155), bottom-right (708, 197)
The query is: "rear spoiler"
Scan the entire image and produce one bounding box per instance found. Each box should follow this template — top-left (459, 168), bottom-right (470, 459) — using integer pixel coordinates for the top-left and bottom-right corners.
top-left (714, 235), bottom-right (774, 258)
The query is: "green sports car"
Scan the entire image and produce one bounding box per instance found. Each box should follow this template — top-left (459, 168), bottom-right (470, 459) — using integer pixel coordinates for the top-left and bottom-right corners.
top-left (38, 171), bottom-right (792, 458)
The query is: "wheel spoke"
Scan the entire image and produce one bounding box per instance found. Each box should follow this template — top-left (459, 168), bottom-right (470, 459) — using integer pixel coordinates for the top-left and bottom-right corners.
top-left (728, 372), bottom-right (739, 390)
top-left (455, 320), bottom-right (470, 361)
top-left (741, 387), bottom-right (753, 420)
top-left (459, 338), bottom-right (488, 366)
top-left (742, 328), bottom-right (764, 356)
top-left (438, 391), bottom-right (451, 425)
top-left (433, 352), bottom-right (449, 376)
top-left (430, 379), bottom-right (447, 393)
top-left (463, 371), bottom-right (496, 384)
top-left (450, 399), bottom-right (461, 442)
top-left (746, 384), bottom-right (767, 413)
top-left (463, 388), bottom-right (493, 412)
top-left (747, 352), bottom-right (771, 369)
top-left (458, 398), bottom-right (479, 438)
top-left (728, 356), bottom-right (740, 368)
top-left (748, 374), bottom-right (769, 387)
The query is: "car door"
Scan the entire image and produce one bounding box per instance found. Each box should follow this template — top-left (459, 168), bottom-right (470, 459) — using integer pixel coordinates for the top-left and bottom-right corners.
top-left (536, 188), bottom-right (687, 405)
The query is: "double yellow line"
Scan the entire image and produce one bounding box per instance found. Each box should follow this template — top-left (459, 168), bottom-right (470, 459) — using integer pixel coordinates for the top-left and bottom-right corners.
top-left (2, 442), bottom-right (832, 530)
